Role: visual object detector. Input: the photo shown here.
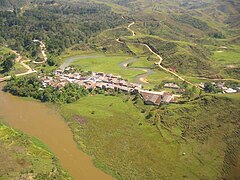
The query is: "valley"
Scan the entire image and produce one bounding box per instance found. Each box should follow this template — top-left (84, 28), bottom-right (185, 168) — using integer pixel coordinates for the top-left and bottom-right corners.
top-left (0, 0), bottom-right (239, 179)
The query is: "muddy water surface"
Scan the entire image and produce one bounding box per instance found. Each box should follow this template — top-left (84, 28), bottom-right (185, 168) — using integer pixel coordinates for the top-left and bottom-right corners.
top-left (0, 83), bottom-right (113, 180)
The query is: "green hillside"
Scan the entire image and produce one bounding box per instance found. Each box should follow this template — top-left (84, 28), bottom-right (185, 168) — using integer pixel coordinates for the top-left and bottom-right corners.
top-left (159, 94), bottom-right (240, 179)
top-left (60, 93), bottom-right (240, 179)
top-left (86, 0), bottom-right (240, 79)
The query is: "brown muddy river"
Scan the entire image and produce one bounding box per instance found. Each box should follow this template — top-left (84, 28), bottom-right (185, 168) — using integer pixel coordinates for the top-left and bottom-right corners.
top-left (0, 83), bottom-right (113, 180)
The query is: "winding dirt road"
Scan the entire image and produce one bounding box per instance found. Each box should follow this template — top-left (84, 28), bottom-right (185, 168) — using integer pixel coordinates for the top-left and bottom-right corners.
top-left (123, 22), bottom-right (240, 87)
top-left (127, 22), bottom-right (136, 36)
top-left (0, 51), bottom-right (36, 82)
top-left (117, 22), bottom-right (196, 87)
top-left (33, 39), bottom-right (48, 64)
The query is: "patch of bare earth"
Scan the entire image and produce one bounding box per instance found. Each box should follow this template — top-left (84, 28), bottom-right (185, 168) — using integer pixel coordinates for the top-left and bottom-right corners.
top-left (75, 115), bottom-right (87, 125)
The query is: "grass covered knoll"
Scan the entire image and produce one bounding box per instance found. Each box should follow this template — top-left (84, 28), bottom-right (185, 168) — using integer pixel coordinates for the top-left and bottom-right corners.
top-left (90, 27), bottom-right (133, 54)
top-left (60, 93), bottom-right (240, 179)
top-left (210, 45), bottom-right (240, 79)
top-left (158, 94), bottom-right (240, 179)
top-left (121, 35), bottom-right (219, 77)
top-left (0, 122), bottom-right (71, 179)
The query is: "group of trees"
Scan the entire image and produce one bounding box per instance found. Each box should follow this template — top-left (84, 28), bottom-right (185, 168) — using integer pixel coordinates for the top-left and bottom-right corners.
top-left (0, 1), bottom-right (127, 57)
top-left (204, 82), bottom-right (222, 93)
top-left (3, 75), bottom-right (88, 103)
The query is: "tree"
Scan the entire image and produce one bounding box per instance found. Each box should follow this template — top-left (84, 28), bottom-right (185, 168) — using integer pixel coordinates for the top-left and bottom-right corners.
top-left (47, 56), bottom-right (58, 66)
top-left (204, 82), bottom-right (215, 93)
top-left (1, 55), bottom-right (15, 73)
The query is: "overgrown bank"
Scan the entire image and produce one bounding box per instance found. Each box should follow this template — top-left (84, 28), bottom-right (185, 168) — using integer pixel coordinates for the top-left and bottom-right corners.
top-left (0, 122), bottom-right (71, 179)
top-left (60, 93), bottom-right (240, 179)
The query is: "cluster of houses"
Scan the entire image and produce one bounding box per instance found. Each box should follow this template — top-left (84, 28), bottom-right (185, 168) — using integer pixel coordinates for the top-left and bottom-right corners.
top-left (199, 82), bottom-right (240, 94)
top-left (139, 90), bottom-right (176, 105)
top-left (163, 81), bottom-right (240, 94)
top-left (40, 68), bottom-right (176, 105)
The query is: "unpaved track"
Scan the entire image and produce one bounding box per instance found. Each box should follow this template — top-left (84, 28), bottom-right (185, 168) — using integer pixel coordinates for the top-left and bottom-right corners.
top-left (0, 51), bottom-right (36, 82)
top-left (33, 39), bottom-right (48, 64)
top-left (124, 22), bottom-right (240, 86)
top-left (118, 22), bottom-right (196, 87)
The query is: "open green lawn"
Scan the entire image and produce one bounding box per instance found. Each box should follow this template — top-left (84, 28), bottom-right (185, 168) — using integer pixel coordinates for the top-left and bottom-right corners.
top-left (57, 49), bottom-right (97, 64)
top-left (129, 56), bottom-right (154, 68)
top-left (146, 69), bottom-right (181, 84)
top-left (212, 45), bottom-right (240, 65)
top-left (71, 55), bottom-right (145, 82)
top-left (59, 94), bottom-right (238, 179)
top-left (0, 122), bottom-right (71, 179)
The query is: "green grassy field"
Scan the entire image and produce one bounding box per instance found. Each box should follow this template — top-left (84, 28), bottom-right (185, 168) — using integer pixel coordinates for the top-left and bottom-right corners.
top-left (57, 48), bottom-right (97, 64)
top-left (70, 55), bottom-right (145, 82)
top-left (59, 93), bottom-right (240, 179)
top-left (159, 94), bottom-right (240, 179)
top-left (146, 69), bottom-right (181, 85)
top-left (0, 122), bottom-right (71, 179)
top-left (212, 45), bottom-right (240, 65)
top-left (125, 43), bottom-right (151, 56)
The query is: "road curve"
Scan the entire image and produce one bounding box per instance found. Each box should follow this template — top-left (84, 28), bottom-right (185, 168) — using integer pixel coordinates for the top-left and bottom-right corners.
top-left (118, 22), bottom-right (197, 87)
top-left (33, 39), bottom-right (48, 64)
top-left (0, 51), bottom-right (36, 82)
top-left (119, 58), bottom-right (155, 84)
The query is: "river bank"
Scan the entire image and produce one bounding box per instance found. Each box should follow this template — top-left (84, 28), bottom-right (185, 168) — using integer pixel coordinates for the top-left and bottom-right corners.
top-left (0, 122), bottom-right (71, 179)
top-left (0, 83), bottom-right (113, 180)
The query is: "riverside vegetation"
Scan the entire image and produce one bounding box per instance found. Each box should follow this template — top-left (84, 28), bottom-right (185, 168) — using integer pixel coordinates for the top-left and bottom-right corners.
top-left (3, 75), bottom-right (89, 104)
top-left (0, 0), bottom-right (240, 179)
top-left (0, 122), bottom-right (71, 179)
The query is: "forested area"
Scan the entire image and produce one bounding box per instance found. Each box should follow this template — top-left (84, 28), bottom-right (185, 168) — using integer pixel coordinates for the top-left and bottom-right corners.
top-left (0, 1), bottom-right (127, 56)
top-left (4, 75), bottom-right (89, 103)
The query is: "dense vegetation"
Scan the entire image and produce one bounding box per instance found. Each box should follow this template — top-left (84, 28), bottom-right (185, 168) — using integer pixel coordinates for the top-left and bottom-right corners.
top-left (3, 75), bottom-right (89, 103)
top-left (0, 122), bottom-right (71, 179)
top-left (0, 1), bottom-right (126, 57)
